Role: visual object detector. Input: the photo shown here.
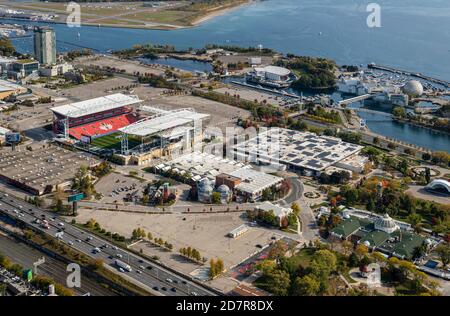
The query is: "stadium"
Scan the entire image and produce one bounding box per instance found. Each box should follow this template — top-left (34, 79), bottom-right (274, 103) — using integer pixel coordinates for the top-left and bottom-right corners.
top-left (50, 94), bottom-right (210, 164)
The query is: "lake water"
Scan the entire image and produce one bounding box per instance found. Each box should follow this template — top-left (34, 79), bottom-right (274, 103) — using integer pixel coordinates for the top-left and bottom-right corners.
top-left (8, 0), bottom-right (450, 80)
top-left (350, 101), bottom-right (450, 152)
top-left (5, 0), bottom-right (450, 151)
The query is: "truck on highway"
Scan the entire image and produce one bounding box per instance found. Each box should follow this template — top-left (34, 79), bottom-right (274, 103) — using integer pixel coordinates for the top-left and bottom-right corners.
top-left (115, 259), bottom-right (132, 272)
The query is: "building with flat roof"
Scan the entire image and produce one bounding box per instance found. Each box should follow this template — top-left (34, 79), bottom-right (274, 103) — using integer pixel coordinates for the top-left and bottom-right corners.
top-left (9, 60), bottom-right (39, 79)
top-left (255, 201), bottom-right (293, 227)
top-left (0, 144), bottom-right (98, 195)
top-left (227, 168), bottom-right (283, 202)
top-left (34, 26), bottom-right (56, 65)
top-left (155, 151), bottom-right (284, 202)
top-left (228, 225), bottom-right (249, 239)
top-left (232, 128), bottom-right (364, 176)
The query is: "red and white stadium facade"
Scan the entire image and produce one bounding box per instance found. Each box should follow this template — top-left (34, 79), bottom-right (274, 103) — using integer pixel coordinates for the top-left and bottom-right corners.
top-left (50, 93), bottom-right (141, 142)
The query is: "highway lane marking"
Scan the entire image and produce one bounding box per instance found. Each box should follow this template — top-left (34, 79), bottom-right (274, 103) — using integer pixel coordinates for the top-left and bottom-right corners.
top-left (0, 193), bottom-right (214, 296)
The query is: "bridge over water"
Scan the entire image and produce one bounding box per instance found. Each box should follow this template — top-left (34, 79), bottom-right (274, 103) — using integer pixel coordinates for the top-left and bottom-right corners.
top-left (338, 94), bottom-right (373, 106)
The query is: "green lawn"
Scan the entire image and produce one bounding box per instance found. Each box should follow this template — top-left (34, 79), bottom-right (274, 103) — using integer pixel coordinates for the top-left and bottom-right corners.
top-left (90, 133), bottom-right (141, 151)
top-left (286, 248), bottom-right (316, 268)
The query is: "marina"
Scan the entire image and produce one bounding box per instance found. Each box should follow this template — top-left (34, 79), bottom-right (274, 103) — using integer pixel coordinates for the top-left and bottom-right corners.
top-left (368, 64), bottom-right (450, 89)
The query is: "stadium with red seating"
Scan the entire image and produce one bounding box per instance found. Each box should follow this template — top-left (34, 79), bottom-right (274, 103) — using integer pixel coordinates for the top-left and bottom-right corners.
top-left (50, 93), bottom-right (141, 140)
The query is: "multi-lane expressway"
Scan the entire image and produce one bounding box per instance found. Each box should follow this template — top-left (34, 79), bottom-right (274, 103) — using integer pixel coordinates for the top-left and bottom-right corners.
top-left (0, 191), bottom-right (216, 296)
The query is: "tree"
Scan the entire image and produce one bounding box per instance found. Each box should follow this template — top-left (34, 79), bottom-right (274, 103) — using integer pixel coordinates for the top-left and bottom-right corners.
top-left (256, 260), bottom-right (276, 275)
top-left (262, 269), bottom-right (291, 296)
top-left (435, 243), bottom-right (450, 268)
top-left (310, 249), bottom-right (337, 280)
top-left (216, 258), bottom-right (224, 275)
top-left (342, 240), bottom-right (353, 257)
top-left (268, 240), bottom-right (288, 262)
top-left (392, 106), bottom-right (406, 118)
top-left (72, 165), bottom-right (95, 197)
top-left (355, 244), bottom-right (369, 259)
top-left (293, 275), bottom-right (321, 296)
top-left (407, 213), bottom-right (423, 233)
top-left (291, 202), bottom-right (301, 216)
top-left (209, 259), bottom-right (217, 279)
top-left (54, 198), bottom-right (65, 213)
top-left (211, 192), bottom-right (221, 204)
top-left (422, 152), bottom-right (431, 161)
top-left (0, 36), bottom-right (15, 56)
top-left (348, 252), bottom-right (359, 267)
top-left (371, 252), bottom-right (387, 264)
top-left (425, 167), bottom-right (431, 184)
top-left (147, 232), bottom-right (153, 241)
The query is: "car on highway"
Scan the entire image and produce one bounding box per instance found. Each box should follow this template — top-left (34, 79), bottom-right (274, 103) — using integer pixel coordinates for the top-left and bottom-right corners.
top-left (58, 222), bottom-right (64, 227)
top-left (161, 287), bottom-right (167, 291)
top-left (166, 278), bottom-right (173, 283)
top-left (171, 288), bottom-right (177, 292)
top-left (146, 266), bottom-right (153, 270)
top-left (119, 268), bottom-right (125, 273)
top-left (153, 286), bottom-right (159, 291)
top-left (116, 254), bottom-right (123, 259)
top-left (136, 270), bottom-right (142, 274)
top-left (139, 265), bottom-right (145, 270)
top-left (76, 239), bottom-right (81, 243)
top-left (92, 247), bottom-right (101, 254)
top-left (68, 241), bottom-right (74, 246)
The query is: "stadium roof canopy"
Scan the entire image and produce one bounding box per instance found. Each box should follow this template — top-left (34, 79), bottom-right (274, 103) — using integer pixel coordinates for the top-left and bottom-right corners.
top-left (120, 109), bottom-right (209, 137)
top-left (50, 93), bottom-right (141, 118)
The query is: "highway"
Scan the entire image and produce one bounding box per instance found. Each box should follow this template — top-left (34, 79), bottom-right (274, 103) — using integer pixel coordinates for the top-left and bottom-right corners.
top-left (0, 191), bottom-right (216, 296)
top-left (0, 233), bottom-right (116, 296)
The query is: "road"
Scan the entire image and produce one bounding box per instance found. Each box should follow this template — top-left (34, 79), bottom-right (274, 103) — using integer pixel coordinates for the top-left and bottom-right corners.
top-left (0, 233), bottom-right (115, 296)
top-left (0, 191), bottom-right (216, 296)
top-left (279, 177), bottom-right (320, 241)
top-left (78, 200), bottom-right (257, 213)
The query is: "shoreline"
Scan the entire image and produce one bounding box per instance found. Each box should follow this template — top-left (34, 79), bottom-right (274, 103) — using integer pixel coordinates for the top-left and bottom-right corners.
top-left (191, 0), bottom-right (252, 26)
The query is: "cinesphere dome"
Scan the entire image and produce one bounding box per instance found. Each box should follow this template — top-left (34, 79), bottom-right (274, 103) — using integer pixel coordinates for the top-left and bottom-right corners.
top-left (374, 214), bottom-right (399, 234)
top-left (402, 80), bottom-right (424, 97)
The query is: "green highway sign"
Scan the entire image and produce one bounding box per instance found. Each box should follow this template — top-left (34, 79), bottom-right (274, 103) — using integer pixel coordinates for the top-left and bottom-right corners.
top-left (68, 193), bottom-right (85, 203)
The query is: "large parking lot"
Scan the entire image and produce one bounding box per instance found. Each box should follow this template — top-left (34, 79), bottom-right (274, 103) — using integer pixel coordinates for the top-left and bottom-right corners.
top-left (74, 210), bottom-right (279, 274)
top-left (215, 85), bottom-right (302, 109)
top-left (94, 172), bottom-right (148, 204)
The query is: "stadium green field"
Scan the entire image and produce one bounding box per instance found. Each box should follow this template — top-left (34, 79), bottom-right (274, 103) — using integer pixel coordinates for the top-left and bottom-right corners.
top-left (90, 133), bottom-right (141, 150)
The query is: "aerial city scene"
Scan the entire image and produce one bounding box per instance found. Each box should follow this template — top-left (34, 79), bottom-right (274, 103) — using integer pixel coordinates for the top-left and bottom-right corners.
top-left (0, 0), bottom-right (449, 302)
